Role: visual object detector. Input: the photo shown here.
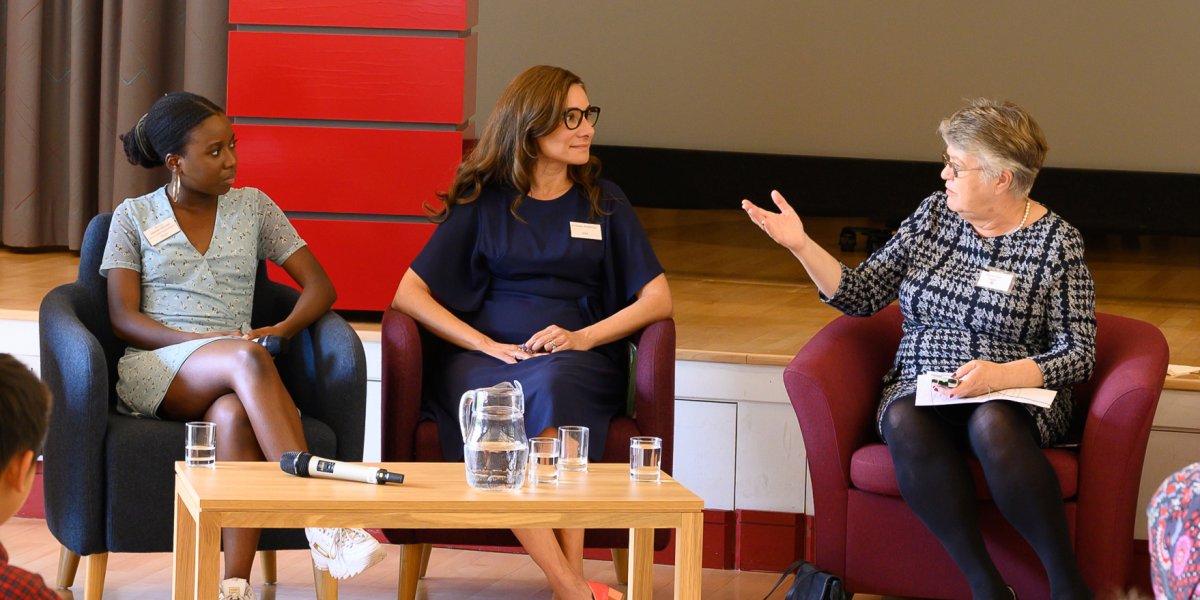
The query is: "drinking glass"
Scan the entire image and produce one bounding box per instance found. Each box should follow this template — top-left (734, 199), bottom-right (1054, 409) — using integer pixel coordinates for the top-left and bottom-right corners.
top-left (528, 437), bottom-right (561, 485)
top-left (558, 426), bottom-right (589, 472)
top-left (629, 436), bottom-right (662, 483)
top-left (186, 422), bottom-right (216, 468)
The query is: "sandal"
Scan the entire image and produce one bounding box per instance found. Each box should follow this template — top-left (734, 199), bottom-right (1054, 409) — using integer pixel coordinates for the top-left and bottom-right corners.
top-left (588, 580), bottom-right (623, 600)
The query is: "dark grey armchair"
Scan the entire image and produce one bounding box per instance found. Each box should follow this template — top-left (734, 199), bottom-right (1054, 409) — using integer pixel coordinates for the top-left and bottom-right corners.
top-left (39, 212), bottom-right (366, 599)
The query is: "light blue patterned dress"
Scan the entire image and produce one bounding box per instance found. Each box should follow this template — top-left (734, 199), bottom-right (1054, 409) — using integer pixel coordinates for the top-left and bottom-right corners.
top-left (100, 186), bottom-right (306, 417)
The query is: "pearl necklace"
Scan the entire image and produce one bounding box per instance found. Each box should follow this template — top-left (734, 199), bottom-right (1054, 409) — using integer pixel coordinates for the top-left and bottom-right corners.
top-left (1004, 198), bottom-right (1031, 236)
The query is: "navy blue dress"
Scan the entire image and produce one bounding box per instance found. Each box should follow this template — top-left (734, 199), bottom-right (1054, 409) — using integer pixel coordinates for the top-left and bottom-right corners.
top-left (410, 181), bottom-right (664, 461)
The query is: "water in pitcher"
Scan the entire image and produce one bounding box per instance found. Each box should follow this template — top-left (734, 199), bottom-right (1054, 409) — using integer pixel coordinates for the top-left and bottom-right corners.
top-left (465, 440), bottom-right (527, 490)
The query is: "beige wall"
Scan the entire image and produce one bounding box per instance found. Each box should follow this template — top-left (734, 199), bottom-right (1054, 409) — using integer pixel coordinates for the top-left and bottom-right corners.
top-left (475, 1), bottom-right (1199, 174)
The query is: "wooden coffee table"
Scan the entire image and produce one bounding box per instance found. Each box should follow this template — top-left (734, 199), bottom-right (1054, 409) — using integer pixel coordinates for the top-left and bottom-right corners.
top-left (172, 461), bottom-right (704, 599)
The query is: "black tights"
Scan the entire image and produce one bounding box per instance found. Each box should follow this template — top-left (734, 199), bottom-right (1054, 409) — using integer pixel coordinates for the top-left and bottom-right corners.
top-left (880, 395), bottom-right (1091, 600)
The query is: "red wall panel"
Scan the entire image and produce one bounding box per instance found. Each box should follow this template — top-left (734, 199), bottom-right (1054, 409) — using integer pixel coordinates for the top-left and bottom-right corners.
top-left (227, 31), bottom-right (477, 124)
top-left (268, 219), bottom-right (436, 311)
top-left (230, 0), bottom-right (478, 31)
top-left (233, 124), bottom-right (457, 216)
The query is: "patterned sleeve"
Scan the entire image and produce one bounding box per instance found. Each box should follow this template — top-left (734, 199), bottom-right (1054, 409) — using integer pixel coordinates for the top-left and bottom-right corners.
top-left (823, 194), bottom-right (935, 316)
top-left (1030, 224), bottom-right (1097, 388)
top-left (254, 189), bottom-right (307, 266)
top-left (99, 200), bottom-right (142, 276)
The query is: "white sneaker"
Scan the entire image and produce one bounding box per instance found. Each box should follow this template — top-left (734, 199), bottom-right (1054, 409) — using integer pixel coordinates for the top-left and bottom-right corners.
top-left (219, 577), bottom-right (256, 600)
top-left (305, 527), bottom-right (386, 580)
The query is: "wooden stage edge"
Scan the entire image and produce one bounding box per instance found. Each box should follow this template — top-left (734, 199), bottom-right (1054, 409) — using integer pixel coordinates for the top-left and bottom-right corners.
top-left (2, 209), bottom-right (1198, 389)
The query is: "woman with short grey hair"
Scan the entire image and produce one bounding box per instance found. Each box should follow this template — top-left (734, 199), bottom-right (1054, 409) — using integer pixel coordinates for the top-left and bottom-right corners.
top-left (744, 99), bottom-right (1095, 599)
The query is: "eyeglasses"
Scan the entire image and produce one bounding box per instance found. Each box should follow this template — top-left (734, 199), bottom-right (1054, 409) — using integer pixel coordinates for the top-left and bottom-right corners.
top-left (942, 153), bottom-right (984, 178)
top-left (562, 106), bottom-right (601, 130)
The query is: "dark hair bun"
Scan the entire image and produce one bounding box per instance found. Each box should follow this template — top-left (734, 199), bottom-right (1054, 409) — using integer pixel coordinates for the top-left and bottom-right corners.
top-left (120, 121), bottom-right (163, 168)
top-left (119, 92), bottom-right (226, 170)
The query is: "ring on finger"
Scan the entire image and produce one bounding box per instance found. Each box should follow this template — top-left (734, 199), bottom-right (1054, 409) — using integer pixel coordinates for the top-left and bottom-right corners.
top-left (547, 342), bottom-right (557, 351)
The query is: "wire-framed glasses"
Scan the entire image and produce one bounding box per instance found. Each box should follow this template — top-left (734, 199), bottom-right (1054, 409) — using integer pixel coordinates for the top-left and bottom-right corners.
top-left (942, 153), bottom-right (984, 178)
top-left (562, 106), bottom-right (601, 130)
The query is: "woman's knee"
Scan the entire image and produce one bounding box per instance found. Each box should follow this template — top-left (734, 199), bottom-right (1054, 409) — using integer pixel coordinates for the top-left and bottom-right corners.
top-left (228, 341), bottom-right (276, 378)
top-left (881, 397), bottom-right (925, 443)
top-left (968, 402), bottom-right (1036, 465)
top-left (881, 400), bottom-right (946, 461)
top-left (207, 393), bottom-right (253, 435)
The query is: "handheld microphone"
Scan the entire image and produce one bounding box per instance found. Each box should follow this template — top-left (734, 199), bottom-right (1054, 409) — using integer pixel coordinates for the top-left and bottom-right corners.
top-left (280, 451), bottom-right (404, 485)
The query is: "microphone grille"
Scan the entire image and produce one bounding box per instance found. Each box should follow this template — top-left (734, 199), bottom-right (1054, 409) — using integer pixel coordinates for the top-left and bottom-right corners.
top-left (280, 451), bottom-right (307, 475)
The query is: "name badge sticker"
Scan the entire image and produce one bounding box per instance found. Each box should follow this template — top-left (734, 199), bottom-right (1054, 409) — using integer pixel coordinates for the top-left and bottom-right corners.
top-left (144, 218), bottom-right (182, 246)
top-left (570, 221), bottom-right (602, 241)
top-left (976, 268), bottom-right (1016, 294)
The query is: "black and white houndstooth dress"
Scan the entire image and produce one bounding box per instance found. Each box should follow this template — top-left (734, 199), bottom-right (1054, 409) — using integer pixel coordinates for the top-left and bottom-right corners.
top-left (823, 192), bottom-right (1097, 447)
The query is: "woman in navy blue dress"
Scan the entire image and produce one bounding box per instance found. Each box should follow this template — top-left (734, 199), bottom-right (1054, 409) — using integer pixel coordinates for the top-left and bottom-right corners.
top-left (391, 65), bottom-right (671, 600)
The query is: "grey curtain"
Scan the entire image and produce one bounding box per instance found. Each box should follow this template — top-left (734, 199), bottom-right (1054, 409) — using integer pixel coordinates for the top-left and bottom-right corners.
top-left (1, 0), bottom-right (228, 249)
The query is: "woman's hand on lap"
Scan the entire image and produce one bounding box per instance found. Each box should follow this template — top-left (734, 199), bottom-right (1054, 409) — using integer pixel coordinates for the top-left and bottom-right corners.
top-left (945, 360), bottom-right (1007, 398)
top-left (524, 324), bottom-right (591, 354)
top-left (245, 325), bottom-right (291, 340)
top-left (479, 339), bottom-right (534, 365)
top-left (196, 330), bottom-right (245, 340)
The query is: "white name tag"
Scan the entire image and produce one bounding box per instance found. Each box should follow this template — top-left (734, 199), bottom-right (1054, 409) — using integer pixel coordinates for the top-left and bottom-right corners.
top-left (144, 218), bottom-right (182, 246)
top-left (569, 221), bottom-right (602, 240)
top-left (976, 268), bottom-right (1016, 294)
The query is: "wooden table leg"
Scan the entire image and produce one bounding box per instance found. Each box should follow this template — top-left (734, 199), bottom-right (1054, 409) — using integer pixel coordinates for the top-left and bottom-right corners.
top-left (673, 512), bottom-right (703, 599)
top-left (172, 490), bottom-right (195, 600)
top-left (194, 514), bottom-right (221, 600)
top-left (627, 528), bottom-right (654, 600)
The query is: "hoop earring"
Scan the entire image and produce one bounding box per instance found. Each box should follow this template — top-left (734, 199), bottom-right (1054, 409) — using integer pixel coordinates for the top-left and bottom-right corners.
top-left (169, 170), bottom-right (181, 202)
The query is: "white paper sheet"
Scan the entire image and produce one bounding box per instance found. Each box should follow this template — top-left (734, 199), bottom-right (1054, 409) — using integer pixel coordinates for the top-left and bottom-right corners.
top-left (915, 372), bottom-right (1057, 409)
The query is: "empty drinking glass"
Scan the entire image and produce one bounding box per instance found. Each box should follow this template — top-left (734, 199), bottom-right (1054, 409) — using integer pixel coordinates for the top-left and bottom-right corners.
top-left (629, 436), bottom-right (662, 483)
top-left (186, 422), bottom-right (216, 468)
top-left (558, 426), bottom-right (589, 472)
top-left (528, 437), bottom-right (561, 485)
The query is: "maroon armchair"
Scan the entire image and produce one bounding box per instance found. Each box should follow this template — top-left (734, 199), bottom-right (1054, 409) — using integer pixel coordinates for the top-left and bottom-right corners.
top-left (784, 305), bottom-right (1168, 600)
top-left (379, 307), bottom-right (676, 598)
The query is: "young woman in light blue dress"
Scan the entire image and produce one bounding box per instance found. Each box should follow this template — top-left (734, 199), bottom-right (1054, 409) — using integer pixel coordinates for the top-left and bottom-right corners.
top-left (103, 92), bottom-right (381, 599)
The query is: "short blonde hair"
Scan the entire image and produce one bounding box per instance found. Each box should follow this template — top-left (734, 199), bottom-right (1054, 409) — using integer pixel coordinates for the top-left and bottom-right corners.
top-left (938, 99), bottom-right (1048, 198)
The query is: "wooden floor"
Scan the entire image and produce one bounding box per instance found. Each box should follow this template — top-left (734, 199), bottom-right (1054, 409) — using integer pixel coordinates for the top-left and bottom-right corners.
top-left (0, 517), bottom-right (793, 600)
top-left (3, 207), bottom-right (1199, 366)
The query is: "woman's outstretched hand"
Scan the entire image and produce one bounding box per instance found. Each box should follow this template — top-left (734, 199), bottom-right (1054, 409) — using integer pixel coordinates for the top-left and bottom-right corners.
top-left (741, 190), bottom-right (808, 253)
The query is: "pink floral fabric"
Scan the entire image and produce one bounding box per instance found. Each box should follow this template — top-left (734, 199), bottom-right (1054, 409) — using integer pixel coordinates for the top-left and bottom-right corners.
top-left (1149, 462), bottom-right (1200, 599)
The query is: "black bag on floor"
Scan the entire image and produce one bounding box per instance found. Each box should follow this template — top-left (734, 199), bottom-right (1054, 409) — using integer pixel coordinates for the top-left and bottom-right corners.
top-left (762, 559), bottom-right (849, 600)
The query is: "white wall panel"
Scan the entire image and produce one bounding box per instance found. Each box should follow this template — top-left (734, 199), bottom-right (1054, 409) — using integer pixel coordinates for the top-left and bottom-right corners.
top-left (673, 399), bottom-right (737, 510)
top-left (735, 401), bottom-right (806, 513)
